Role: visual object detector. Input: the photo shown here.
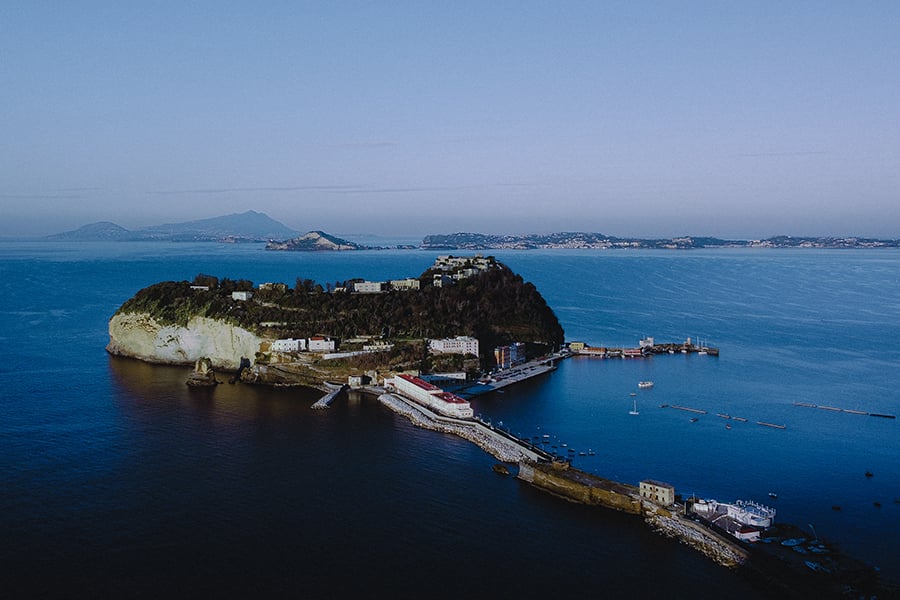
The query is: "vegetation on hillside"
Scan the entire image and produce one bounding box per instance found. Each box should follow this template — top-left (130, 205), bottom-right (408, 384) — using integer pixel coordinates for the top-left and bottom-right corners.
top-left (114, 263), bottom-right (564, 368)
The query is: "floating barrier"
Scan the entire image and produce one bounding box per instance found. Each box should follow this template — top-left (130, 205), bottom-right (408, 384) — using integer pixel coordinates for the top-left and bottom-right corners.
top-left (757, 421), bottom-right (786, 430)
top-left (671, 405), bottom-right (707, 414)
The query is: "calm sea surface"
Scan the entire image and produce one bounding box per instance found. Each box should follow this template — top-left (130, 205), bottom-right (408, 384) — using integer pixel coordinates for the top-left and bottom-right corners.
top-left (2, 242), bottom-right (898, 598)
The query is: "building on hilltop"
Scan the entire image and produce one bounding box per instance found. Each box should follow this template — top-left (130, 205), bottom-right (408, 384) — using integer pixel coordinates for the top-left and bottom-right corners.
top-left (430, 254), bottom-right (497, 285)
top-left (231, 290), bottom-right (253, 301)
top-left (428, 336), bottom-right (479, 357)
top-left (433, 273), bottom-right (453, 287)
top-left (389, 277), bottom-right (420, 291)
top-left (386, 373), bottom-right (474, 419)
top-left (258, 282), bottom-right (287, 292)
top-left (353, 281), bottom-right (384, 294)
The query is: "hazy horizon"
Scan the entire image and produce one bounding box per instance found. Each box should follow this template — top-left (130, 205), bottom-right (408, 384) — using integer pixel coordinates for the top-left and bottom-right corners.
top-left (3, 3), bottom-right (899, 239)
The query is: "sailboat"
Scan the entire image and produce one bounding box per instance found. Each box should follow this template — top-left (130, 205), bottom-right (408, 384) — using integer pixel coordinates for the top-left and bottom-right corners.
top-left (629, 397), bottom-right (639, 415)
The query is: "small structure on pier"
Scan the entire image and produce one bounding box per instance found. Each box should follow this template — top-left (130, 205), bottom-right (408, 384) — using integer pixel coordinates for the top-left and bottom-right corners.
top-left (640, 479), bottom-right (676, 506)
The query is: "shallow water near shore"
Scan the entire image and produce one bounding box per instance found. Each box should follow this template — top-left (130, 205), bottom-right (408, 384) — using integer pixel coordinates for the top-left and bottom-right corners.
top-left (1, 241), bottom-right (898, 597)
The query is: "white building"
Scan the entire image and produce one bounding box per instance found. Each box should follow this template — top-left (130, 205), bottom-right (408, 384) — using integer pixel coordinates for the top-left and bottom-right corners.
top-left (270, 338), bottom-right (306, 352)
top-left (726, 500), bottom-right (776, 528)
top-left (428, 336), bottom-right (479, 357)
top-left (389, 277), bottom-right (420, 291)
top-left (232, 290), bottom-right (253, 301)
top-left (639, 480), bottom-right (676, 506)
top-left (433, 274), bottom-right (453, 288)
top-left (353, 281), bottom-right (384, 294)
top-left (362, 341), bottom-right (394, 352)
top-left (387, 373), bottom-right (474, 419)
top-left (308, 337), bottom-right (336, 352)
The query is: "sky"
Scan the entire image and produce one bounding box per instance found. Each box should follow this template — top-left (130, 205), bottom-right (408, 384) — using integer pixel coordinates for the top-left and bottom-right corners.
top-left (2, 1), bottom-right (899, 239)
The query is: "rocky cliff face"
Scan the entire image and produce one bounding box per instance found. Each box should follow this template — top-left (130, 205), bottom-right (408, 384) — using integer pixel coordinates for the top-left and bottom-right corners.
top-left (106, 312), bottom-right (264, 371)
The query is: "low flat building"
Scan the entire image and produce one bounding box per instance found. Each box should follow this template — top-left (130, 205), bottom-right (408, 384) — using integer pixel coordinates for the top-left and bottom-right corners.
top-left (353, 281), bottom-right (384, 294)
top-left (389, 278), bottom-right (420, 291)
top-left (232, 290), bottom-right (253, 301)
top-left (308, 337), bottom-right (336, 352)
top-left (270, 337), bottom-right (306, 352)
top-left (429, 336), bottom-right (479, 356)
top-left (387, 373), bottom-right (474, 419)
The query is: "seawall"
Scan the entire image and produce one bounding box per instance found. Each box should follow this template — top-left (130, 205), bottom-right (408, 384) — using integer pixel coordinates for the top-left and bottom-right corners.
top-left (517, 461), bottom-right (643, 515)
top-left (378, 393), bottom-right (542, 463)
top-left (645, 512), bottom-right (749, 568)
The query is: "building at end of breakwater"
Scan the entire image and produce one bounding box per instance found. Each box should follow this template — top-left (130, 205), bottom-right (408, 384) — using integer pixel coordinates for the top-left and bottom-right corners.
top-left (385, 373), bottom-right (474, 419)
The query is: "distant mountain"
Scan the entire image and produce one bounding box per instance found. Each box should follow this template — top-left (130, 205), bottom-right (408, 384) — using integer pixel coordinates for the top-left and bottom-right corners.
top-left (47, 221), bottom-right (141, 241)
top-left (48, 210), bottom-right (300, 242)
top-left (265, 231), bottom-right (367, 251)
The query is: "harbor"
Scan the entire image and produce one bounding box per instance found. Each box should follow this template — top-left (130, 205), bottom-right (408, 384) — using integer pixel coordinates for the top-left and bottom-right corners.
top-left (348, 341), bottom-right (890, 598)
top-left (568, 336), bottom-right (719, 358)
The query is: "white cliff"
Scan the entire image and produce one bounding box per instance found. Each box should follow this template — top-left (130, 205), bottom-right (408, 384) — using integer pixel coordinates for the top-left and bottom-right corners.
top-left (106, 312), bottom-right (264, 371)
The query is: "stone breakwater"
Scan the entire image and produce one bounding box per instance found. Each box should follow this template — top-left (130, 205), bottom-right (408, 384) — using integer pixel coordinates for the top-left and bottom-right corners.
top-left (645, 512), bottom-right (748, 568)
top-left (378, 394), bottom-right (536, 463)
top-left (379, 392), bottom-right (750, 572)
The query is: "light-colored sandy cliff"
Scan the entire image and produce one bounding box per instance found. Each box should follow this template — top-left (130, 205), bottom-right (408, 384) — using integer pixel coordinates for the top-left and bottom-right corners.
top-left (106, 312), bottom-right (264, 371)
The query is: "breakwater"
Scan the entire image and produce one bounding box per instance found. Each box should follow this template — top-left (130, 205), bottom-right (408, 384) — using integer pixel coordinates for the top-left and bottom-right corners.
top-left (378, 393), bottom-right (544, 463)
top-left (517, 461), bottom-right (642, 515)
top-left (646, 512), bottom-right (748, 568)
top-left (379, 389), bottom-right (751, 571)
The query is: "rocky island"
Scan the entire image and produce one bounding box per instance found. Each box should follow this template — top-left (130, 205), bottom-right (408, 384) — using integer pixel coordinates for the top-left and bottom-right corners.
top-left (106, 255), bottom-right (564, 389)
top-left (264, 230), bottom-right (367, 251)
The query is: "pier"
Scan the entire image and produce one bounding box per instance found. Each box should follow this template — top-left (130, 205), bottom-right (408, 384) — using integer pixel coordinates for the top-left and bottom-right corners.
top-left (569, 336), bottom-right (719, 359)
top-left (311, 382), bottom-right (347, 409)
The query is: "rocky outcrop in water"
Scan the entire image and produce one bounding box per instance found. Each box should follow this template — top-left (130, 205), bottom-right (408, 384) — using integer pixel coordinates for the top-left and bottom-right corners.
top-left (185, 357), bottom-right (218, 386)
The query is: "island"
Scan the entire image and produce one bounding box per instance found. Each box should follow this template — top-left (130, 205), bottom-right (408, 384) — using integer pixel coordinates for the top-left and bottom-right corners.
top-left (263, 230), bottom-right (367, 251)
top-left (106, 254), bottom-right (564, 388)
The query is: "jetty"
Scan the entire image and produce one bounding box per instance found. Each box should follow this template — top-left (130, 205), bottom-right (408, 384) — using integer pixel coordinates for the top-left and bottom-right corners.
top-left (311, 382), bottom-right (347, 409)
top-left (569, 336), bottom-right (719, 359)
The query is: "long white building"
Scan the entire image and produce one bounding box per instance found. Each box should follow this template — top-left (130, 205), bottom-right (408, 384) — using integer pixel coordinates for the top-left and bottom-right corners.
top-left (308, 337), bottom-right (336, 352)
top-left (387, 373), bottom-right (474, 419)
top-left (270, 338), bottom-right (306, 352)
top-left (428, 336), bottom-right (479, 357)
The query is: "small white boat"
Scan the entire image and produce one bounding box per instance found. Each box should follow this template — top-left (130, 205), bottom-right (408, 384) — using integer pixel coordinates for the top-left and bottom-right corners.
top-left (638, 381), bottom-right (654, 389)
top-left (629, 397), bottom-right (639, 415)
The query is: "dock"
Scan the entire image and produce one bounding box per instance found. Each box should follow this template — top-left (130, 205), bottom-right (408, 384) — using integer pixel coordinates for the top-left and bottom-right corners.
top-left (570, 336), bottom-right (719, 359)
top-left (311, 383), bottom-right (347, 409)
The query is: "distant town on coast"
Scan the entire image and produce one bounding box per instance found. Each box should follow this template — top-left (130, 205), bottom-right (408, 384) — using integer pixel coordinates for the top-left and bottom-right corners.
top-left (44, 210), bottom-right (900, 250)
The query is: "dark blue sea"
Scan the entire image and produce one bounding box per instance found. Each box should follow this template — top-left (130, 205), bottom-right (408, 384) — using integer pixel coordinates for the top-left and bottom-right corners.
top-left (2, 242), bottom-right (898, 598)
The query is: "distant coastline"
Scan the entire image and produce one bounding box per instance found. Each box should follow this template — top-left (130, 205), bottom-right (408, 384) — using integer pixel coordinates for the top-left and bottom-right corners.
top-left (40, 210), bottom-right (900, 250)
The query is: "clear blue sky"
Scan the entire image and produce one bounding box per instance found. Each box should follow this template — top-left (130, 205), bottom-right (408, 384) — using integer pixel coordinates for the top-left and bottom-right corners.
top-left (2, 1), bottom-right (899, 239)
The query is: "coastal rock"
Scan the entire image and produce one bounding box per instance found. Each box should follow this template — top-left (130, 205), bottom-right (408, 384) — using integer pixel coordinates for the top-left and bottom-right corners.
top-left (186, 357), bottom-right (218, 387)
top-left (106, 312), bottom-right (264, 371)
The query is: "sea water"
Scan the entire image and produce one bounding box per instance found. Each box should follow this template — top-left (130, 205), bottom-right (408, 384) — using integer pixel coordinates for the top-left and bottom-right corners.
top-left (1, 242), bottom-right (898, 598)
